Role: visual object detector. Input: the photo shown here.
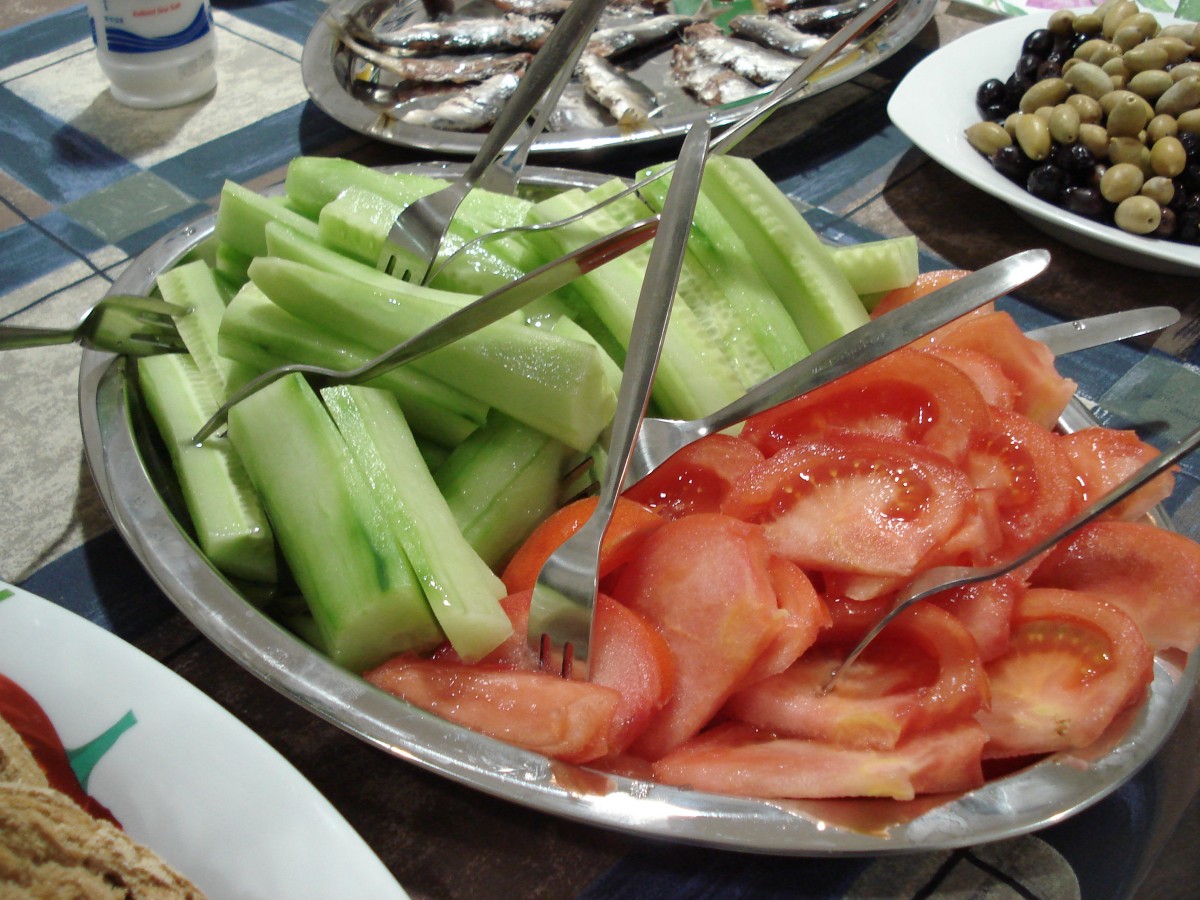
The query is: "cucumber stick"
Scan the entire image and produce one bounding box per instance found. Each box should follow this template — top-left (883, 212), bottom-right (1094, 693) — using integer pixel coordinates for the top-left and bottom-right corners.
top-left (214, 179), bottom-right (320, 261)
top-left (155, 259), bottom-right (256, 400)
top-left (247, 257), bottom-right (617, 452)
top-left (137, 353), bottom-right (277, 584)
top-left (830, 236), bottom-right (920, 297)
top-left (700, 156), bottom-right (869, 350)
top-left (226, 373), bottom-right (444, 671)
top-left (524, 188), bottom-right (743, 420)
top-left (322, 385), bottom-right (511, 663)
top-left (218, 283), bottom-right (486, 448)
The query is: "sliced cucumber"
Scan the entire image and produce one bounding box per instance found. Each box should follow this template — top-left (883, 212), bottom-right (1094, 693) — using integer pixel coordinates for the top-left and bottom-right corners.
top-left (137, 353), bottom-right (277, 584)
top-left (323, 385), bottom-right (511, 663)
top-left (214, 180), bottom-right (319, 261)
top-left (830, 236), bottom-right (920, 298)
top-left (226, 373), bottom-right (443, 671)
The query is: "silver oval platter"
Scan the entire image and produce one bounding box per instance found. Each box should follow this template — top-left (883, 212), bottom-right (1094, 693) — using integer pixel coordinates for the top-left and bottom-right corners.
top-left (80, 163), bottom-right (1199, 855)
top-left (301, 0), bottom-right (937, 156)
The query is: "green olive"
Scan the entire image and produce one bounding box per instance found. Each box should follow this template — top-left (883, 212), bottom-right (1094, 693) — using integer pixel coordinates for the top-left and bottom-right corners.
top-left (1102, 57), bottom-right (1129, 81)
top-left (1128, 70), bottom-right (1173, 104)
top-left (1078, 123), bottom-right (1111, 157)
top-left (1106, 91), bottom-right (1151, 136)
top-left (1177, 109), bottom-right (1200, 134)
top-left (1150, 135), bottom-right (1187, 177)
top-left (1014, 113), bottom-right (1052, 161)
top-left (1172, 62), bottom-right (1200, 82)
top-left (1066, 60), bottom-right (1118, 99)
top-left (1108, 136), bottom-right (1152, 172)
top-left (1074, 38), bottom-right (1122, 66)
top-left (965, 121), bottom-right (1012, 156)
top-left (1141, 176), bottom-right (1175, 206)
top-left (1114, 195), bottom-right (1162, 234)
top-left (1120, 12), bottom-right (1160, 42)
top-left (1020, 77), bottom-right (1071, 113)
top-left (1049, 104), bottom-right (1081, 144)
top-left (1101, 0), bottom-right (1138, 39)
top-left (1048, 9), bottom-right (1076, 37)
top-left (1146, 113), bottom-right (1179, 142)
top-left (1156, 75), bottom-right (1200, 118)
top-left (1073, 12), bottom-right (1104, 36)
top-left (1101, 161), bottom-right (1145, 202)
top-left (1145, 35), bottom-right (1193, 66)
top-left (1066, 93), bottom-right (1104, 124)
top-left (1123, 41), bottom-right (1169, 74)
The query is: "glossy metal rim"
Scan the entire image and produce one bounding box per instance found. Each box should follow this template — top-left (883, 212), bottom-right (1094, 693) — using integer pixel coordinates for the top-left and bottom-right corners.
top-left (79, 163), bottom-right (1199, 855)
top-left (301, 0), bottom-right (938, 157)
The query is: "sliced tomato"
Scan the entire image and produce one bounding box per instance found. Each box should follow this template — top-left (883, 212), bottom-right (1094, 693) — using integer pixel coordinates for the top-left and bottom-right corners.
top-left (725, 602), bottom-right (988, 750)
top-left (820, 593), bottom-right (896, 644)
top-left (869, 269), bottom-right (981, 319)
top-left (976, 587), bottom-right (1153, 759)
top-left (737, 556), bottom-right (831, 689)
top-left (963, 408), bottom-right (1083, 566)
top-left (738, 349), bottom-right (990, 464)
top-left (929, 575), bottom-right (1018, 663)
top-left (364, 656), bottom-right (621, 764)
top-left (923, 345), bottom-right (1018, 412)
top-left (610, 513), bottom-right (783, 760)
top-left (0, 673), bottom-right (119, 825)
top-left (433, 590), bottom-right (539, 670)
top-left (1031, 520), bottom-right (1200, 653)
top-left (928, 311), bottom-right (1077, 429)
top-left (1058, 427), bottom-right (1174, 522)
top-left (723, 432), bottom-right (975, 577)
top-left (623, 433), bottom-right (764, 520)
top-left (651, 719), bottom-right (987, 801)
top-left (500, 495), bottom-right (663, 595)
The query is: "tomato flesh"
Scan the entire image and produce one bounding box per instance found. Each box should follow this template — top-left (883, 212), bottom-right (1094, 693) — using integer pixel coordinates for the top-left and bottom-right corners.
top-left (623, 433), bottom-right (764, 520)
top-left (1058, 427), bottom-right (1174, 522)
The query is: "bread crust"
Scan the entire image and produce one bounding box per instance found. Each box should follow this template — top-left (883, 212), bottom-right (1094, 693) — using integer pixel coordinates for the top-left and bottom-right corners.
top-left (0, 714), bottom-right (49, 789)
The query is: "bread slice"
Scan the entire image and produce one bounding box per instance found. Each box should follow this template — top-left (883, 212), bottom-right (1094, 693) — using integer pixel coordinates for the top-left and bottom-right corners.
top-left (0, 714), bottom-right (49, 789)
top-left (0, 783), bottom-right (205, 898)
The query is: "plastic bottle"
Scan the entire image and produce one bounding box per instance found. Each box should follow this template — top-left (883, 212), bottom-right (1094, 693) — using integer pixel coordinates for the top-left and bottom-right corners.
top-left (86, 0), bottom-right (217, 109)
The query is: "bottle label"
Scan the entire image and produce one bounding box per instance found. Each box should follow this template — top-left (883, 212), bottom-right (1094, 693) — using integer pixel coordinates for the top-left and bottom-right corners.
top-left (93, 2), bottom-right (212, 55)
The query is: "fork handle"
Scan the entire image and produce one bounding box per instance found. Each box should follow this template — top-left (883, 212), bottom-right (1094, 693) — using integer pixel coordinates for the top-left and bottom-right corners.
top-left (0, 325), bottom-right (77, 351)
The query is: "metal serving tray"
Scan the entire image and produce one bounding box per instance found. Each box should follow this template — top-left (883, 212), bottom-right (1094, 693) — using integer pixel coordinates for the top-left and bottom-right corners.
top-left (80, 163), bottom-right (1199, 855)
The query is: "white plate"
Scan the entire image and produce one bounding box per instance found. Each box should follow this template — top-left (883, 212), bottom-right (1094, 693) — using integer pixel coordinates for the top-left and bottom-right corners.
top-left (0, 581), bottom-right (409, 900)
top-left (888, 11), bottom-right (1200, 277)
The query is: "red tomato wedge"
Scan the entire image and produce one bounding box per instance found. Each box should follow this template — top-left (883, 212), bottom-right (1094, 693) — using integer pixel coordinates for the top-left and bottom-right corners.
top-left (975, 587), bottom-right (1153, 759)
top-left (611, 514), bottom-right (783, 760)
top-left (923, 345), bottom-right (1018, 412)
top-left (723, 432), bottom-right (975, 578)
top-left (869, 269), bottom-right (980, 319)
top-left (651, 719), bottom-right (987, 801)
top-left (500, 495), bottom-right (663, 595)
top-left (1058, 427), bottom-right (1174, 522)
top-left (725, 602), bottom-right (988, 750)
top-left (0, 673), bottom-right (119, 825)
top-left (737, 349), bottom-right (990, 465)
top-left (963, 408), bottom-right (1083, 566)
top-left (623, 433), bottom-right (764, 520)
top-left (737, 556), bottom-right (831, 689)
top-left (364, 656), bottom-right (622, 764)
top-left (1031, 521), bottom-right (1200, 653)
top-left (928, 311), bottom-right (1077, 429)
top-left (929, 575), bottom-right (1018, 662)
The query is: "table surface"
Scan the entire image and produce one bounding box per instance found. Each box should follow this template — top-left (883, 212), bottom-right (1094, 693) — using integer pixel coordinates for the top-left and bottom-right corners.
top-left (3, 1), bottom-right (1200, 898)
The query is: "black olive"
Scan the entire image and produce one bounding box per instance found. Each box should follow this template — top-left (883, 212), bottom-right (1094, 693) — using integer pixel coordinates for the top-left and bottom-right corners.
top-left (1052, 143), bottom-right (1097, 183)
top-left (991, 145), bottom-right (1032, 182)
top-left (1037, 60), bottom-right (1062, 80)
top-left (1175, 209), bottom-right (1200, 244)
top-left (1015, 53), bottom-right (1042, 83)
top-left (976, 77), bottom-right (1007, 110)
top-left (1022, 28), bottom-right (1055, 59)
top-left (1154, 207), bottom-right (1178, 239)
top-left (1004, 72), bottom-right (1031, 107)
top-left (1027, 163), bottom-right (1067, 203)
top-left (1178, 131), bottom-right (1200, 164)
top-left (1060, 186), bottom-right (1106, 219)
top-left (1180, 163), bottom-right (1200, 193)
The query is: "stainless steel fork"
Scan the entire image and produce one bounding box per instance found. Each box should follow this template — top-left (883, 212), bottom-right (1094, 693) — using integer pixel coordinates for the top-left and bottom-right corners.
top-left (823, 421), bottom-right (1200, 692)
top-left (0, 294), bottom-right (186, 357)
top-left (526, 119), bottom-right (712, 678)
top-left (376, 0), bottom-right (611, 283)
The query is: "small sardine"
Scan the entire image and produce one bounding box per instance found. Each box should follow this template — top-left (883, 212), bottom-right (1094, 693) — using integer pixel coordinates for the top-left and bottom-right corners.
top-left (727, 14), bottom-right (824, 58)
top-left (362, 13), bottom-right (553, 54)
top-left (547, 83), bottom-right (611, 131)
top-left (682, 22), bottom-right (801, 86)
top-left (340, 26), bottom-right (532, 83)
top-left (671, 42), bottom-right (761, 107)
top-left (487, 0), bottom-right (572, 16)
top-left (780, 0), bottom-right (872, 34)
top-left (587, 14), bottom-right (697, 59)
top-left (398, 71), bottom-right (523, 130)
top-left (576, 52), bottom-right (659, 128)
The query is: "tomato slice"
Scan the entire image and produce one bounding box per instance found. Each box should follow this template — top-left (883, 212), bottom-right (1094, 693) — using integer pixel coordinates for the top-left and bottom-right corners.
top-left (869, 269), bottom-right (980, 319)
top-left (364, 656), bottom-right (621, 764)
top-left (929, 575), bottom-right (1018, 662)
top-left (1031, 520), bottom-right (1200, 653)
top-left (923, 345), bottom-right (1018, 412)
top-left (725, 602), bottom-right (987, 750)
top-left (651, 720), bottom-right (987, 801)
top-left (723, 432), bottom-right (975, 577)
top-left (611, 513), bottom-right (783, 760)
top-left (737, 556), bottom-right (831, 689)
top-left (1058, 427), bottom-right (1174, 522)
top-left (623, 433), bottom-right (764, 520)
top-left (963, 408), bottom-right (1083, 566)
top-left (975, 587), bottom-right (1153, 759)
top-left (928, 311), bottom-right (1077, 429)
top-left (500, 495), bottom-right (663, 595)
top-left (738, 349), bottom-right (990, 464)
